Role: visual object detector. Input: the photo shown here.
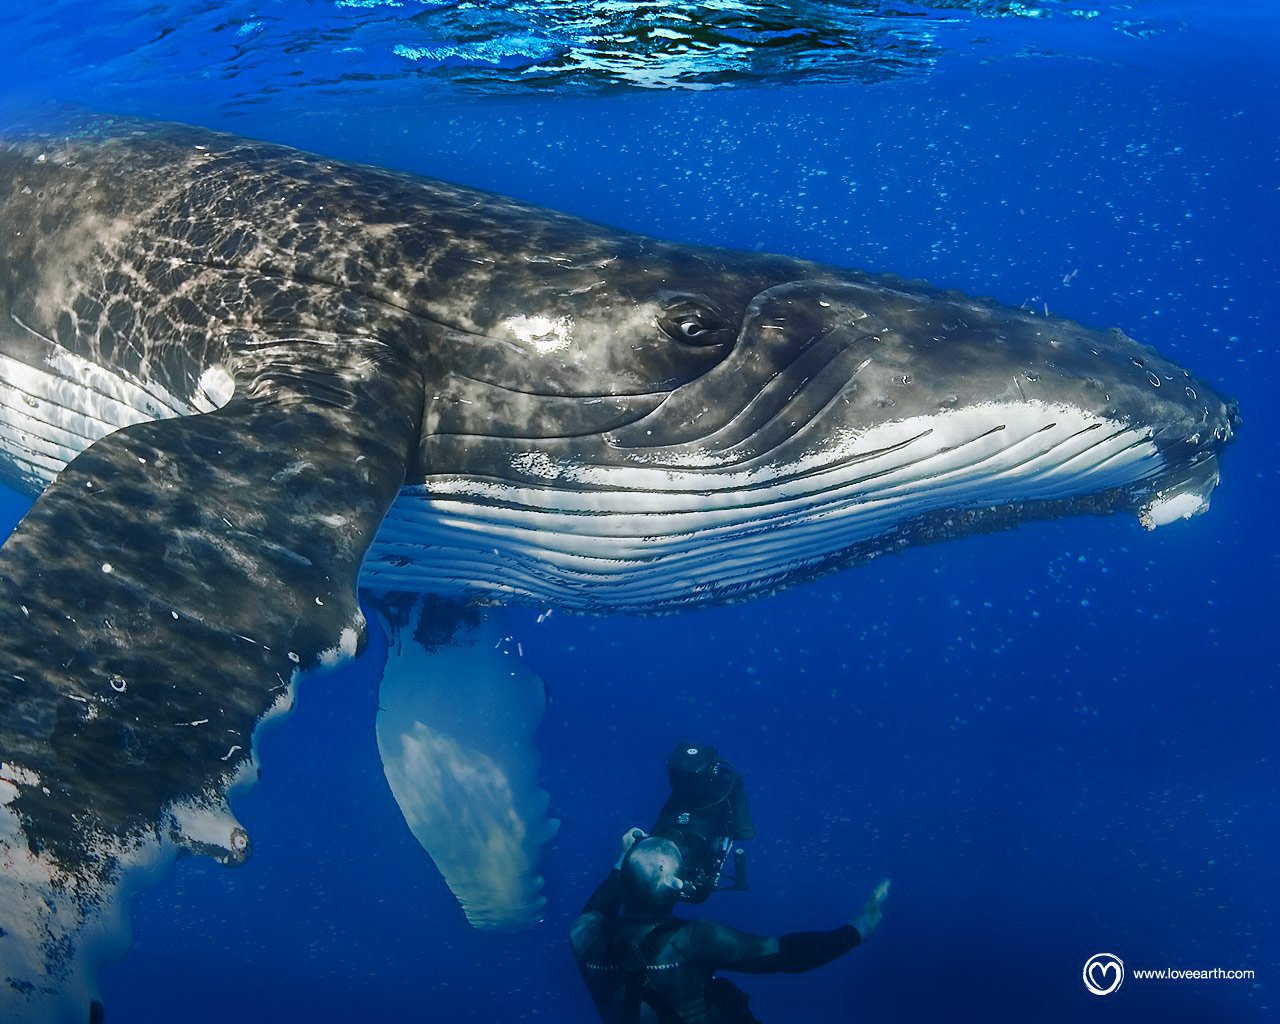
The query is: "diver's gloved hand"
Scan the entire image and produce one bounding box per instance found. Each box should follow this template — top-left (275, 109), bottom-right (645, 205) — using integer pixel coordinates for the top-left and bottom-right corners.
top-left (614, 827), bottom-right (647, 868)
top-left (851, 879), bottom-right (891, 940)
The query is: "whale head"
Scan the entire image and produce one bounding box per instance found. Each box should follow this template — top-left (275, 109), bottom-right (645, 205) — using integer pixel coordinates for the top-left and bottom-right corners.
top-left (366, 232), bottom-right (1239, 611)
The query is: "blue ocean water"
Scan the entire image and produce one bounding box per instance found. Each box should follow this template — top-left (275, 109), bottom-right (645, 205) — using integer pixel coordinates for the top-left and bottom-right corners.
top-left (0, 2), bottom-right (1277, 1022)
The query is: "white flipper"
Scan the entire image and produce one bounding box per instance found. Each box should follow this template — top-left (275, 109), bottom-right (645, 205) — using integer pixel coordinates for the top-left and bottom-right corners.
top-left (372, 596), bottom-right (559, 931)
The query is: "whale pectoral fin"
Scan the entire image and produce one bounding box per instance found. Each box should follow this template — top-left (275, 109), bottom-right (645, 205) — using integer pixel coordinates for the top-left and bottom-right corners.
top-left (371, 594), bottom-right (559, 931)
top-left (0, 338), bottom-right (422, 1020)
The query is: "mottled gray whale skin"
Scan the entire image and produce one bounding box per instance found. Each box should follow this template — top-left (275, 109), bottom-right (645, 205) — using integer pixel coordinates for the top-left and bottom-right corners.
top-left (0, 114), bottom-right (1237, 1021)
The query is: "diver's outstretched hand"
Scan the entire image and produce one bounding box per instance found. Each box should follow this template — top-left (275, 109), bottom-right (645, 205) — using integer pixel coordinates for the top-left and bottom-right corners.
top-left (851, 879), bottom-right (891, 940)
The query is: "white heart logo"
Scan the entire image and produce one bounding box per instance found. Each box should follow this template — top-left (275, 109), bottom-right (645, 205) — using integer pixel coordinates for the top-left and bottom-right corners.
top-left (1089, 962), bottom-right (1117, 987)
top-left (1082, 953), bottom-right (1124, 996)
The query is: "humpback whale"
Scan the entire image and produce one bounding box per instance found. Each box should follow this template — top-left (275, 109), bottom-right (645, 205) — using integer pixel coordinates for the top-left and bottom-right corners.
top-left (0, 113), bottom-right (1237, 1022)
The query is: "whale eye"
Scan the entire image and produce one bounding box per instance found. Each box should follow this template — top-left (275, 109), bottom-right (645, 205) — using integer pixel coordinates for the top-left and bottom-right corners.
top-left (675, 318), bottom-right (712, 341)
top-left (658, 301), bottom-right (733, 348)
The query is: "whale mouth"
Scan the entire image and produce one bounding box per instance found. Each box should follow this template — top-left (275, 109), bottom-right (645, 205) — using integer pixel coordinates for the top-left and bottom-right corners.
top-left (1136, 394), bottom-right (1238, 529)
top-left (1137, 451), bottom-right (1223, 530)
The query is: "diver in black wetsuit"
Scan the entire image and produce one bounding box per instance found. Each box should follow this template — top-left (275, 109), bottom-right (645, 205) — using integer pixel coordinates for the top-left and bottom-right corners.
top-left (571, 830), bottom-right (889, 1024)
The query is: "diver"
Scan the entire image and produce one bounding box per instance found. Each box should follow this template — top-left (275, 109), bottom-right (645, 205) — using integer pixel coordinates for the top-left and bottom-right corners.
top-left (571, 744), bottom-right (889, 1024)
top-left (649, 744), bottom-right (754, 903)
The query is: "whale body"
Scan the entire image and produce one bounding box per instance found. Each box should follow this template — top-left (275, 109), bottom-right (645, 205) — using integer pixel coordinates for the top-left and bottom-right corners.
top-left (0, 114), bottom-right (1237, 1022)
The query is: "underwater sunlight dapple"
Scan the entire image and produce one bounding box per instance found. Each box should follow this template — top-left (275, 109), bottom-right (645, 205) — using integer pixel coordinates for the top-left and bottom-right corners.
top-left (0, 114), bottom-right (1238, 1022)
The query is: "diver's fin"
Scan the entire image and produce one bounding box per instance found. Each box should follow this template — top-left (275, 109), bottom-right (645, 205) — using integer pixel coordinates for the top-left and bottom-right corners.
top-left (370, 594), bottom-right (559, 931)
top-left (0, 333), bottom-right (422, 1021)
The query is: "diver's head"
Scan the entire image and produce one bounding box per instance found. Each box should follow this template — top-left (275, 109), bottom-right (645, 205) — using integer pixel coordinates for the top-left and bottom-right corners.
top-left (621, 837), bottom-right (685, 918)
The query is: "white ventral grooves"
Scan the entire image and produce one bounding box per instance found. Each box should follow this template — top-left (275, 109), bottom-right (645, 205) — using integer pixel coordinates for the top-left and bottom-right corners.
top-left (361, 400), bottom-right (1173, 605)
top-left (0, 329), bottom-right (234, 486)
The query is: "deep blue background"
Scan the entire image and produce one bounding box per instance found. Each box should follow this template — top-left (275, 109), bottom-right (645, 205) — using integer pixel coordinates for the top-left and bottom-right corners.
top-left (1, 3), bottom-right (1276, 1022)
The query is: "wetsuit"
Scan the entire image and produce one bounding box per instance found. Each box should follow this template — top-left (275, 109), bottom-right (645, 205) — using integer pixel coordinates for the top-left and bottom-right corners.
top-left (571, 870), bottom-right (861, 1024)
